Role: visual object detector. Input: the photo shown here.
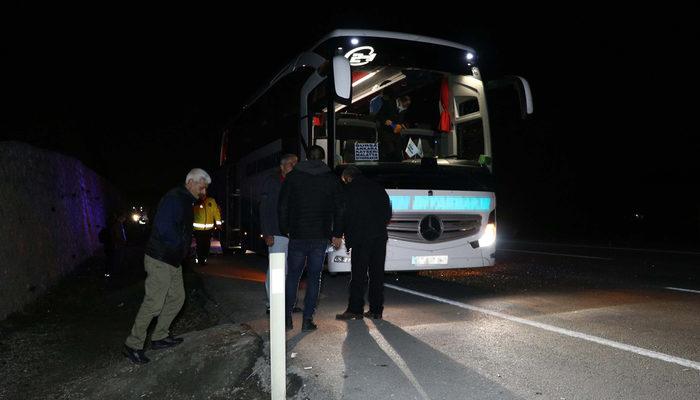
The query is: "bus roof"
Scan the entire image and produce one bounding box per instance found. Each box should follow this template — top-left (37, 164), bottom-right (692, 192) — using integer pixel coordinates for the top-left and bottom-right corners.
top-left (312, 29), bottom-right (475, 54)
top-left (234, 30), bottom-right (475, 121)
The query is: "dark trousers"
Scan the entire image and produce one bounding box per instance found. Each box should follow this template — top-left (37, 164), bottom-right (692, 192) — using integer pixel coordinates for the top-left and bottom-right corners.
top-left (348, 237), bottom-right (387, 314)
top-left (286, 239), bottom-right (328, 320)
top-left (194, 230), bottom-right (212, 261)
top-left (379, 130), bottom-right (402, 161)
top-left (106, 246), bottom-right (127, 276)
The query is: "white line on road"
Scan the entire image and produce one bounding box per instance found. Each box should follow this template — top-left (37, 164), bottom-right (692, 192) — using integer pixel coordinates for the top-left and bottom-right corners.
top-left (385, 283), bottom-right (700, 371)
top-left (664, 286), bottom-right (700, 294)
top-left (498, 248), bottom-right (613, 261)
top-left (369, 323), bottom-right (432, 400)
top-left (501, 240), bottom-right (700, 256)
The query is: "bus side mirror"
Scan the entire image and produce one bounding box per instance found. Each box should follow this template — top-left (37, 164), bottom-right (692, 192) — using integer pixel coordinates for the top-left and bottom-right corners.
top-left (332, 54), bottom-right (352, 105)
top-left (486, 76), bottom-right (533, 120)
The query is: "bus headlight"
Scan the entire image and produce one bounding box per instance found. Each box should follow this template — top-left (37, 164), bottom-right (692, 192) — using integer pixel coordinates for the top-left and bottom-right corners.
top-left (478, 223), bottom-right (496, 247)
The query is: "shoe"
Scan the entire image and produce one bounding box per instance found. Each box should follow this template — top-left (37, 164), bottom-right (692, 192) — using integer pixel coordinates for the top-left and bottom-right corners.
top-left (123, 345), bottom-right (150, 364)
top-left (335, 311), bottom-right (363, 320)
top-left (302, 319), bottom-right (317, 332)
top-left (292, 306), bottom-right (303, 313)
top-left (286, 316), bottom-right (293, 331)
top-left (151, 335), bottom-right (184, 350)
top-left (363, 311), bottom-right (383, 320)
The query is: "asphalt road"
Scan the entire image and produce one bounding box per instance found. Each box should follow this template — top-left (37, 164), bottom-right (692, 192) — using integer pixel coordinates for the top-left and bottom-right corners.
top-left (200, 241), bottom-right (700, 399)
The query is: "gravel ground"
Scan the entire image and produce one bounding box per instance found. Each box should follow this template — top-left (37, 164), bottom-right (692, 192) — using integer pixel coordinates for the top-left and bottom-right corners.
top-left (0, 253), bottom-right (221, 400)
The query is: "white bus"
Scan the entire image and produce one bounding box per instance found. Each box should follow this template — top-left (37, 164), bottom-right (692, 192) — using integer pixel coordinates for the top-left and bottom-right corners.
top-left (218, 30), bottom-right (532, 272)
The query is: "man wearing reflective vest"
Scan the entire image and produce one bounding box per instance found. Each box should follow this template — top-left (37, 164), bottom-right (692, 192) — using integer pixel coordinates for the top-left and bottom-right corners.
top-left (192, 194), bottom-right (222, 265)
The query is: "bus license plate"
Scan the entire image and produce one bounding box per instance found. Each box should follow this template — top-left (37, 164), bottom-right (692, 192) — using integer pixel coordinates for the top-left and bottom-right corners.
top-left (411, 255), bottom-right (448, 265)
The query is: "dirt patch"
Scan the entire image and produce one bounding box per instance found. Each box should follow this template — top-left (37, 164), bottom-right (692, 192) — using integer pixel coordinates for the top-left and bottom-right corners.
top-left (59, 324), bottom-right (265, 400)
top-left (0, 254), bottom-right (225, 400)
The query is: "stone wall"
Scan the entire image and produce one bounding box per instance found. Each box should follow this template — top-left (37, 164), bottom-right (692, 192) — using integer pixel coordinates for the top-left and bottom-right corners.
top-left (0, 141), bottom-right (119, 320)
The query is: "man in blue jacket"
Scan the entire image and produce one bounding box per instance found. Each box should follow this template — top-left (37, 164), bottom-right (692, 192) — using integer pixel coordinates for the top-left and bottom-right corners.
top-left (123, 168), bottom-right (210, 364)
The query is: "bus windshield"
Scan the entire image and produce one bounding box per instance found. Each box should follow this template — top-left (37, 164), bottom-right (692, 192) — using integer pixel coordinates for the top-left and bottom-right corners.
top-left (306, 34), bottom-right (487, 166)
top-left (310, 67), bottom-right (485, 166)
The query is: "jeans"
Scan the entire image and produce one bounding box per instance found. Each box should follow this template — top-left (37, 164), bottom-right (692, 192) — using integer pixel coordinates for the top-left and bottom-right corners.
top-left (286, 239), bottom-right (328, 320)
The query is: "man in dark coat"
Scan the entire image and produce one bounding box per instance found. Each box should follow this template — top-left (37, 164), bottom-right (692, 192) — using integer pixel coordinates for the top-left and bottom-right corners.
top-left (372, 90), bottom-right (403, 161)
top-left (260, 153), bottom-right (297, 313)
top-left (278, 145), bottom-right (343, 331)
top-left (123, 168), bottom-right (210, 364)
top-left (335, 165), bottom-right (392, 320)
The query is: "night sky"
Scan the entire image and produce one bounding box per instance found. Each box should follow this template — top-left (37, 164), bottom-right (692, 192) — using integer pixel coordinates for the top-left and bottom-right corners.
top-left (3, 8), bottom-right (698, 247)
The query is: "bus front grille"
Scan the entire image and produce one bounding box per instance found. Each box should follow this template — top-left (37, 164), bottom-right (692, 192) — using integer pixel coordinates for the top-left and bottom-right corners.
top-left (387, 213), bottom-right (482, 243)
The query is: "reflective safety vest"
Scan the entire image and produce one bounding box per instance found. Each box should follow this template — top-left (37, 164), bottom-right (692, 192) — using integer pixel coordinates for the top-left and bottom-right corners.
top-left (193, 197), bottom-right (222, 231)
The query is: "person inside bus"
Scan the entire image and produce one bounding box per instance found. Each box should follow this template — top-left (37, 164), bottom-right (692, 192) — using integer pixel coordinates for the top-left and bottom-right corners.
top-left (278, 145), bottom-right (344, 331)
top-left (395, 94), bottom-right (415, 157)
top-left (369, 88), bottom-right (392, 115)
top-left (371, 89), bottom-right (403, 161)
top-left (396, 95), bottom-right (412, 125)
top-left (381, 94), bottom-right (418, 160)
top-left (335, 165), bottom-right (392, 321)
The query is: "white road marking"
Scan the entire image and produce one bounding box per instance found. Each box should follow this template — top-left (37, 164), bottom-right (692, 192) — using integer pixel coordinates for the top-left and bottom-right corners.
top-left (498, 248), bottom-right (613, 260)
top-left (385, 283), bottom-right (700, 371)
top-left (369, 322), bottom-right (432, 400)
top-left (664, 286), bottom-right (700, 294)
top-left (501, 240), bottom-right (700, 256)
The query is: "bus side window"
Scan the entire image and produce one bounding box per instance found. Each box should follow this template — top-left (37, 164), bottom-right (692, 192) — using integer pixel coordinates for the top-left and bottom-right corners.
top-left (337, 118), bottom-right (378, 163)
top-left (456, 119), bottom-right (485, 161)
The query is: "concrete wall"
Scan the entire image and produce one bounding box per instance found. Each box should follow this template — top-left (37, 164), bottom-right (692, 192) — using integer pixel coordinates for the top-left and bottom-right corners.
top-left (0, 141), bottom-right (120, 320)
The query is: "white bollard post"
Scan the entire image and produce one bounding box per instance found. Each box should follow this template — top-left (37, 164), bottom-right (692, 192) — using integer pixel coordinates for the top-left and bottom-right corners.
top-left (269, 252), bottom-right (286, 400)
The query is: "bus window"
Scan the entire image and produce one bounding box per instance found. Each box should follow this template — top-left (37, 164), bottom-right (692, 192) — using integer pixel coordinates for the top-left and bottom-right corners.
top-left (336, 117), bottom-right (378, 163)
top-left (456, 95), bottom-right (480, 117)
top-left (456, 119), bottom-right (485, 161)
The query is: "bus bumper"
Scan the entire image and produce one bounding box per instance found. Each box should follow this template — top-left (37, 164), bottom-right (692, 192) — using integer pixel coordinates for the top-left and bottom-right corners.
top-left (326, 238), bottom-right (495, 273)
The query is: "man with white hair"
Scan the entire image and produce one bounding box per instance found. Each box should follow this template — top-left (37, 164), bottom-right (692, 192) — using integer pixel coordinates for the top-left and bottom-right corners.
top-left (260, 153), bottom-right (298, 314)
top-left (123, 168), bottom-right (210, 364)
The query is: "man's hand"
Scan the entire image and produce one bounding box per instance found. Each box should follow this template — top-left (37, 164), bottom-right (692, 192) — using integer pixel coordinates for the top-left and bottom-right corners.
top-left (263, 235), bottom-right (274, 247)
top-left (331, 236), bottom-right (343, 250)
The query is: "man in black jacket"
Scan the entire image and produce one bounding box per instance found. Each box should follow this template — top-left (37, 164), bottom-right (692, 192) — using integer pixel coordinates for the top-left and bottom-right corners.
top-left (260, 153), bottom-right (297, 313)
top-left (335, 166), bottom-right (392, 321)
top-left (123, 168), bottom-right (210, 364)
top-left (279, 146), bottom-right (343, 331)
